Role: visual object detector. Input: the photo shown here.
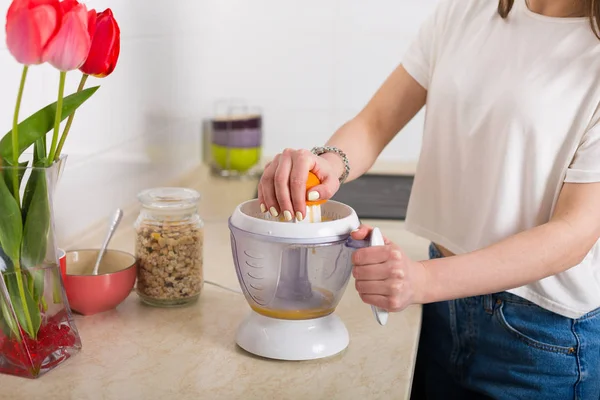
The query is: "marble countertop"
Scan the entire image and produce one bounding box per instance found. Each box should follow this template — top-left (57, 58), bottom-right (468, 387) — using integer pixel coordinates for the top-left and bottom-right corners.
top-left (1, 164), bottom-right (429, 400)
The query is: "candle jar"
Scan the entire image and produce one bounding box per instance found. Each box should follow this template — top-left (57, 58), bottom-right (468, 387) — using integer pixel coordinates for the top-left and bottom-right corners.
top-left (209, 100), bottom-right (263, 178)
top-left (134, 187), bottom-right (204, 307)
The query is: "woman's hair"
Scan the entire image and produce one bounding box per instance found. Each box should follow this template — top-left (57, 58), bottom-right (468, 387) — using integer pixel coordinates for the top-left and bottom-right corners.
top-left (498, 0), bottom-right (600, 39)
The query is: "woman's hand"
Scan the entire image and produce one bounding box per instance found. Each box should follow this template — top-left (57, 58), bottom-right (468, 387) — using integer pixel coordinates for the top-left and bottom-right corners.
top-left (258, 148), bottom-right (342, 221)
top-left (351, 225), bottom-right (429, 312)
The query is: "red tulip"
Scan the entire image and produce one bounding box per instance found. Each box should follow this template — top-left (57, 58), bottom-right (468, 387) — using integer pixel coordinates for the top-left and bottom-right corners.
top-left (79, 9), bottom-right (120, 77)
top-left (42, 0), bottom-right (93, 71)
top-left (5, 0), bottom-right (62, 65)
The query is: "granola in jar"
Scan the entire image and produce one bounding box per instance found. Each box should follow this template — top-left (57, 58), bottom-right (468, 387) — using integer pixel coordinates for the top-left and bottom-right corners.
top-left (134, 188), bottom-right (204, 307)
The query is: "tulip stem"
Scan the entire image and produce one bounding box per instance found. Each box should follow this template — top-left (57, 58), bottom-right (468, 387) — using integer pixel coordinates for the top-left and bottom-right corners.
top-left (47, 72), bottom-right (67, 166)
top-left (11, 65), bottom-right (28, 204)
top-left (55, 74), bottom-right (88, 161)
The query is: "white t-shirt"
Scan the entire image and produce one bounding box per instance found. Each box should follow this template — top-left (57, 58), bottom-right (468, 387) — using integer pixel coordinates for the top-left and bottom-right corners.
top-left (402, 0), bottom-right (600, 319)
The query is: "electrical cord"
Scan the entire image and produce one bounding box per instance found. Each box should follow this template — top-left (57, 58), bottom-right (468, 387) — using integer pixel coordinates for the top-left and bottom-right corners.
top-left (130, 281), bottom-right (243, 294)
top-left (205, 280), bottom-right (243, 294)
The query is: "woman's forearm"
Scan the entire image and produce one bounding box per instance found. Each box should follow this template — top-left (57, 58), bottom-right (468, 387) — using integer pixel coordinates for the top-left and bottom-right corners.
top-left (421, 182), bottom-right (600, 304)
top-left (322, 65), bottom-right (427, 182)
top-left (323, 117), bottom-right (382, 182)
top-left (421, 220), bottom-right (587, 303)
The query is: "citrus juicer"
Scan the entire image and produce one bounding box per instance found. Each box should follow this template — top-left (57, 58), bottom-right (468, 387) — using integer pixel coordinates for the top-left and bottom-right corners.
top-left (228, 174), bottom-right (389, 361)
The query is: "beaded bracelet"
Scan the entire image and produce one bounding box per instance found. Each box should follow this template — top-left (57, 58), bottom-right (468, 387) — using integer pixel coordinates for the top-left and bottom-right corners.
top-left (310, 146), bottom-right (351, 184)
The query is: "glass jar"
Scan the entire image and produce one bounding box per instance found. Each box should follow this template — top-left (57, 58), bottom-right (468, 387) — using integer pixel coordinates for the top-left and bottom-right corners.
top-left (208, 99), bottom-right (263, 178)
top-left (134, 187), bottom-right (204, 307)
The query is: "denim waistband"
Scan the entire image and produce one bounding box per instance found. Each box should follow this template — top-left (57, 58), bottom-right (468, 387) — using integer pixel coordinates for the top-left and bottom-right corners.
top-left (429, 242), bottom-right (444, 259)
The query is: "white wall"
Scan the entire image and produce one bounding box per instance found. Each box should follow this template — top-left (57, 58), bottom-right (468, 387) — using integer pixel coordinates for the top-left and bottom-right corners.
top-left (196, 1), bottom-right (435, 160)
top-left (0, 0), bottom-right (435, 245)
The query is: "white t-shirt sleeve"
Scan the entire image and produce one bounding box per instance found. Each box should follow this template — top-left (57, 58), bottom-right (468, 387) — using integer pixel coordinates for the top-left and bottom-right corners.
top-left (402, 1), bottom-right (452, 90)
top-left (565, 121), bottom-right (600, 183)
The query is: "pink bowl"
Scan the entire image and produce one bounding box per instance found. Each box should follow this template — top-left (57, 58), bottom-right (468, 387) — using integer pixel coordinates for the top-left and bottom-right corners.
top-left (65, 249), bottom-right (137, 316)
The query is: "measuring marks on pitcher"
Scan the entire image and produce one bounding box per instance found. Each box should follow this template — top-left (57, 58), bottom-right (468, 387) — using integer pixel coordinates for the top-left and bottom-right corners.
top-left (241, 248), bottom-right (273, 306)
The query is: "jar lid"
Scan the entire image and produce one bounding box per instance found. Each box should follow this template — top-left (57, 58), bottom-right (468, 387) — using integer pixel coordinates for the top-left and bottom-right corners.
top-left (137, 187), bottom-right (200, 211)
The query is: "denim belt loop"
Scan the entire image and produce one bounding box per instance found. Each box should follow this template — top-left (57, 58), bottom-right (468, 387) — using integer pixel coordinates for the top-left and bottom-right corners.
top-left (483, 294), bottom-right (494, 314)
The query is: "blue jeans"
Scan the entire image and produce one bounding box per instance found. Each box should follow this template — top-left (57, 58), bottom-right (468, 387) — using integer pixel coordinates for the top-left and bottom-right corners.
top-left (410, 244), bottom-right (600, 400)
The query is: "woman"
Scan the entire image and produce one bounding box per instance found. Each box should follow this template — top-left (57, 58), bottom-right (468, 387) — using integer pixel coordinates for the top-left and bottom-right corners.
top-left (258, 0), bottom-right (600, 398)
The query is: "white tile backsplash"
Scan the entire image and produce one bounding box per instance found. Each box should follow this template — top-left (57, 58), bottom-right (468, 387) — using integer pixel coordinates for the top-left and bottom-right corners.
top-left (0, 0), bottom-right (436, 245)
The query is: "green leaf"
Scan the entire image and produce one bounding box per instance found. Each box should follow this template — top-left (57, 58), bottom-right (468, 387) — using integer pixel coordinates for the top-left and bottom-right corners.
top-left (2, 160), bottom-right (29, 199)
top-left (0, 291), bottom-right (19, 339)
top-left (0, 178), bottom-right (33, 340)
top-left (0, 248), bottom-right (16, 338)
top-left (0, 173), bottom-right (23, 264)
top-left (21, 167), bottom-right (39, 222)
top-left (20, 169), bottom-right (50, 269)
top-left (16, 161), bottom-right (29, 189)
top-left (22, 266), bottom-right (45, 305)
top-left (30, 268), bottom-right (45, 305)
top-left (0, 86), bottom-right (99, 160)
top-left (27, 270), bottom-right (33, 293)
top-left (5, 272), bottom-right (41, 339)
top-left (20, 245), bottom-right (47, 309)
top-left (0, 247), bottom-right (12, 272)
top-left (34, 137), bottom-right (46, 163)
top-left (0, 191), bottom-right (40, 340)
top-left (21, 147), bottom-right (46, 223)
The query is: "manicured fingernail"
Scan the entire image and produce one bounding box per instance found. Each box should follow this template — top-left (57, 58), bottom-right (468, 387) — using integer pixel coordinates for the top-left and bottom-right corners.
top-left (307, 191), bottom-right (320, 201)
top-left (269, 207), bottom-right (279, 217)
top-left (260, 203), bottom-right (266, 213)
top-left (283, 210), bottom-right (293, 221)
top-left (351, 228), bottom-right (359, 233)
top-left (296, 211), bottom-right (303, 221)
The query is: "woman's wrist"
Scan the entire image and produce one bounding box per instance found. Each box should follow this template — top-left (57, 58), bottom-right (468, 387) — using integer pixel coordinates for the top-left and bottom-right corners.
top-left (415, 259), bottom-right (440, 304)
top-left (318, 151), bottom-right (347, 182)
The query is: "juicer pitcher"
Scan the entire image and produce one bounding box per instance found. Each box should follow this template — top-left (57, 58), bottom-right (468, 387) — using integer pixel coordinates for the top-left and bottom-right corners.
top-left (229, 198), bottom-right (388, 361)
top-left (229, 228), bottom-right (354, 320)
top-left (229, 199), bottom-right (388, 325)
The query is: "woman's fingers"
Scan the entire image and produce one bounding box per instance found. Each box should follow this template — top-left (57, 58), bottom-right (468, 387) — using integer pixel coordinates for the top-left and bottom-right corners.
top-left (350, 225), bottom-right (391, 244)
top-left (352, 245), bottom-right (401, 266)
top-left (289, 149), bottom-right (316, 220)
top-left (359, 293), bottom-right (403, 312)
top-left (260, 155), bottom-right (280, 216)
top-left (352, 263), bottom-right (392, 280)
top-left (355, 279), bottom-right (403, 296)
top-left (274, 149), bottom-right (295, 221)
top-left (356, 278), bottom-right (405, 312)
top-left (257, 182), bottom-right (266, 213)
top-left (305, 181), bottom-right (336, 203)
top-left (259, 147), bottom-right (344, 219)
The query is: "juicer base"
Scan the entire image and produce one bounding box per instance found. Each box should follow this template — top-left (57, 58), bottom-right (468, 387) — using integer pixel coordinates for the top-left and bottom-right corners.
top-left (236, 311), bottom-right (349, 361)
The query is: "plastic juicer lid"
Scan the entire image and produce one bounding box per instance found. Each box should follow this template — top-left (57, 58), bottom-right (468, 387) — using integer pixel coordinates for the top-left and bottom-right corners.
top-left (229, 199), bottom-right (360, 242)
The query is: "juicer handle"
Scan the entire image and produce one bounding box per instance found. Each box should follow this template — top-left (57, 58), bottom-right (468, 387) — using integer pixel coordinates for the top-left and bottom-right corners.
top-left (369, 228), bottom-right (389, 326)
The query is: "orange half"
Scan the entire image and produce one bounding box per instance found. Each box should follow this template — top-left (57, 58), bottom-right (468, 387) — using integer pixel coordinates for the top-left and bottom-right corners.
top-left (306, 171), bottom-right (326, 206)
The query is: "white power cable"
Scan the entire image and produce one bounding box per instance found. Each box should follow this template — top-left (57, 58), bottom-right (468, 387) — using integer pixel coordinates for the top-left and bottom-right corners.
top-left (130, 281), bottom-right (242, 294)
top-left (205, 280), bottom-right (243, 294)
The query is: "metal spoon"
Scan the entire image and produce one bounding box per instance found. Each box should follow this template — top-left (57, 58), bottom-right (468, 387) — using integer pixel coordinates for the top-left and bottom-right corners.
top-left (91, 209), bottom-right (123, 275)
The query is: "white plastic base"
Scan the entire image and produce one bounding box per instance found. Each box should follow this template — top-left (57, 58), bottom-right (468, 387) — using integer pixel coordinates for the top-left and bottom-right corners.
top-left (235, 311), bottom-right (350, 361)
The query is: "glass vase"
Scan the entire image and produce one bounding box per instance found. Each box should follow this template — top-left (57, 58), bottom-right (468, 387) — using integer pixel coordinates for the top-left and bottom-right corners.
top-left (0, 155), bottom-right (81, 378)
